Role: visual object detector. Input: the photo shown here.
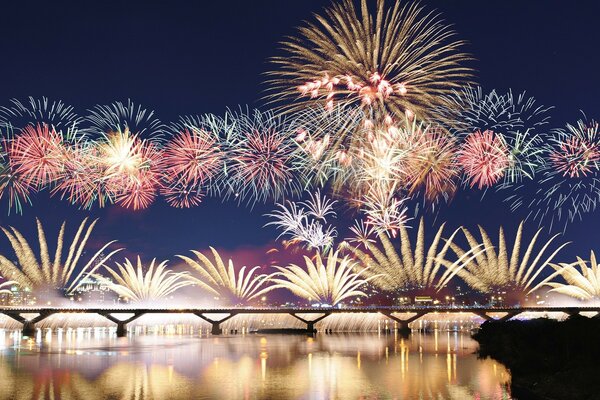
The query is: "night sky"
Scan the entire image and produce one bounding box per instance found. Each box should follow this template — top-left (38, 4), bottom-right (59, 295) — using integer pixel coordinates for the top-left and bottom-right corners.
top-left (0, 0), bottom-right (599, 265)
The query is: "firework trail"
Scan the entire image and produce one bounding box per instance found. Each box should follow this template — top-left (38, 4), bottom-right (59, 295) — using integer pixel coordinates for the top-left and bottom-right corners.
top-left (0, 96), bottom-right (82, 132)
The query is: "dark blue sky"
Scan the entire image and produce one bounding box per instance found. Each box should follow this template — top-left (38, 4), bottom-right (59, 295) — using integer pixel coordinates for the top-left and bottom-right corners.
top-left (0, 0), bottom-right (599, 261)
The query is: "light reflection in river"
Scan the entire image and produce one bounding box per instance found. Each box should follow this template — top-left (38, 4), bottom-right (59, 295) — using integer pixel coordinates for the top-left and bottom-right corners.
top-left (0, 328), bottom-right (511, 399)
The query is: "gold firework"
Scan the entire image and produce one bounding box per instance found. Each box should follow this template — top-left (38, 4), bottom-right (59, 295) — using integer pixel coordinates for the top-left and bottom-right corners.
top-left (271, 248), bottom-right (375, 305)
top-left (99, 257), bottom-right (193, 302)
top-left (443, 222), bottom-right (569, 298)
top-left (177, 247), bottom-right (274, 305)
top-left (0, 218), bottom-right (120, 296)
top-left (349, 218), bottom-right (482, 293)
top-left (268, 0), bottom-right (473, 124)
top-left (546, 251), bottom-right (600, 300)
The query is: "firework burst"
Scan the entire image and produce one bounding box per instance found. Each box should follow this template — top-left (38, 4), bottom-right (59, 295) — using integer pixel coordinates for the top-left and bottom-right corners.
top-left (443, 221), bottom-right (569, 301)
top-left (546, 251), bottom-right (600, 300)
top-left (271, 248), bottom-right (375, 305)
top-left (458, 130), bottom-right (510, 189)
top-left (177, 247), bottom-right (274, 305)
top-left (0, 218), bottom-right (121, 297)
top-left (227, 109), bottom-right (300, 203)
top-left (268, 0), bottom-right (473, 124)
top-left (98, 257), bottom-right (192, 303)
top-left (507, 118), bottom-right (600, 231)
top-left (0, 96), bottom-right (82, 132)
top-left (85, 100), bottom-right (166, 142)
top-left (349, 218), bottom-right (483, 294)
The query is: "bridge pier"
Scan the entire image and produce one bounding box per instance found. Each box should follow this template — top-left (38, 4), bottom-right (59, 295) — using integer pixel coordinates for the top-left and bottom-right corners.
top-left (473, 310), bottom-right (522, 323)
top-left (381, 311), bottom-right (426, 333)
top-left (2, 311), bottom-right (55, 337)
top-left (99, 312), bottom-right (146, 337)
top-left (290, 312), bottom-right (331, 334)
top-left (194, 313), bottom-right (237, 335)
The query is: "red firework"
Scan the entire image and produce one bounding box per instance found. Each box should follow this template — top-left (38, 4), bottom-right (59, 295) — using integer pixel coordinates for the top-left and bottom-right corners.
top-left (160, 180), bottom-right (204, 208)
top-left (232, 129), bottom-right (294, 200)
top-left (458, 130), bottom-right (509, 189)
top-left (163, 129), bottom-right (223, 186)
top-left (548, 122), bottom-right (600, 178)
top-left (8, 123), bottom-right (66, 187)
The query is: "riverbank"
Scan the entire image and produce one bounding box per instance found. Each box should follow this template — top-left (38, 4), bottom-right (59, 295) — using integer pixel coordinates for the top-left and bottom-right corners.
top-left (473, 315), bottom-right (600, 400)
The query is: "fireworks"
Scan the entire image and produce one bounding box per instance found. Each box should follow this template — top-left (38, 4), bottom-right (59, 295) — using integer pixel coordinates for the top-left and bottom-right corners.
top-left (7, 123), bottom-right (67, 187)
top-left (349, 218), bottom-right (483, 294)
top-left (226, 109), bottom-right (300, 203)
top-left (546, 251), bottom-right (600, 300)
top-left (0, 218), bottom-right (121, 297)
top-left (265, 191), bottom-right (338, 251)
top-left (98, 257), bottom-right (192, 303)
top-left (507, 118), bottom-right (600, 232)
top-left (444, 222), bottom-right (569, 299)
top-left (0, 96), bottom-right (82, 132)
top-left (268, 0), bottom-right (473, 124)
top-left (177, 247), bottom-right (274, 305)
top-left (270, 248), bottom-right (374, 305)
top-left (85, 100), bottom-right (167, 142)
top-left (458, 130), bottom-right (510, 189)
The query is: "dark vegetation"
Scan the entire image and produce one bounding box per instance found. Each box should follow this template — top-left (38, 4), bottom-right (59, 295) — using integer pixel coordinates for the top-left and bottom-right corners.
top-left (473, 315), bottom-right (600, 400)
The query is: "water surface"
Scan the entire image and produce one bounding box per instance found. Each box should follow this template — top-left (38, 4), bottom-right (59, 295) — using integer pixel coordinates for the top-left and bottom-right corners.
top-left (0, 329), bottom-right (511, 399)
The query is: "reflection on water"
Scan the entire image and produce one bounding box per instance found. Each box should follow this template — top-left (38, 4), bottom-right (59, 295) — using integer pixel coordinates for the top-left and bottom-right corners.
top-left (0, 328), bottom-right (511, 399)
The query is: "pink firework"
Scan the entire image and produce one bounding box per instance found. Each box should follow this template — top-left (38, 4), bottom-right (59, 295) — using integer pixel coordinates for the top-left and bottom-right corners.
top-left (114, 169), bottom-right (159, 210)
top-left (163, 129), bottom-right (223, 186)
top-left (458, 130), bottom-right (509, 189)
top-left (8, 123), bottom-right (66, 187)
top-left (232, 128), bottom-right (295, 201)
top-left (548, 121), bottom-right (600, 178)
top-left (160, 180), bottom-right (204, 208)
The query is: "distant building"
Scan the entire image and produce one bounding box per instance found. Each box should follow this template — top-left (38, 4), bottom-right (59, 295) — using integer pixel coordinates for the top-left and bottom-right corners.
top-left (70, 276), bottom-right (115, 304)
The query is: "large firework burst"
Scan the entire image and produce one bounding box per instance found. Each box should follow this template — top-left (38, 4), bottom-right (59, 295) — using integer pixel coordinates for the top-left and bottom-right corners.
top-left (268, 0), bottom-right (473, 124)
top-left (0, 218), bottom-right (120, 297)
top-left (98, 257), bottom-right (192, 303)
top-left (177, 247), bottom-right (274, 305)
top-left (443, 222), bottom-right (569, 301)
top-left (270, 248), bottom-right (375, 305)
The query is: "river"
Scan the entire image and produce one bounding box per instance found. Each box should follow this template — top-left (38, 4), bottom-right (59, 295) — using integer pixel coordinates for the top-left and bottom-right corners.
top-left (0, 328), bottom-right (511, 399)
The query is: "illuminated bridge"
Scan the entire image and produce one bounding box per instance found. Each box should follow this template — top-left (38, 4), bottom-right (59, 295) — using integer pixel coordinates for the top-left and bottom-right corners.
top-left (1, 306), bottom-right (598, 337)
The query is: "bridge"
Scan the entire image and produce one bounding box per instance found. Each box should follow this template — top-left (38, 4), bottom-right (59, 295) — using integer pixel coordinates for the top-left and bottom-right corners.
top-left (1, 306), bottom-right (598, 337)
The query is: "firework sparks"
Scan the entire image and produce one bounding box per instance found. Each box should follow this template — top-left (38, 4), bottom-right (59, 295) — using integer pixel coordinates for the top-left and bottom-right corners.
top-left (443, 221), bottom-right (569, 301)
top-left (0, 96), bottom-right (82, 132)
top-left (98, 257), bottom-right (192, 303)
top-left (268, 0), bottom-right (473, 125)
top-left (177, 247), bottom-right (274, 305)
top-left (458, 130), bottom-right (510, 189)
top-left (0, 218), bottom-right (121, 298)
top-left (7, 123), bottom-right (67, 188)
top-left (546, 251), bottom-right (600, 300)
top-left (271, 248), bottom-right (375, 305)
top-left (349, 218), bottom-right (483, 294)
